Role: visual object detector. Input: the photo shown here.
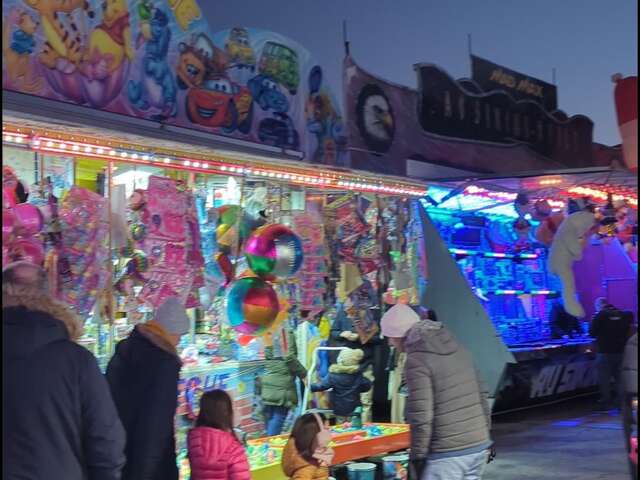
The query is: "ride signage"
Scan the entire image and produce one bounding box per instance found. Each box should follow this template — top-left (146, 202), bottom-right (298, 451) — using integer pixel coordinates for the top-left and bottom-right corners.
top-left (471, 55), bottom-right (558, 112)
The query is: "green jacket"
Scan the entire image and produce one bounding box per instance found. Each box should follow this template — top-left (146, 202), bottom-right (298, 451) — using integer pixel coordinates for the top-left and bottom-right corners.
top-left (260, 331), bottom-right (307, 408)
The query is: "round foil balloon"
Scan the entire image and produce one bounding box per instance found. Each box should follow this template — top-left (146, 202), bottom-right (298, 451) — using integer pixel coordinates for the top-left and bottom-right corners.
top-left (226, 277), bottom-right (279, 335)
top-left (244, 224), bottom-right (304, 280)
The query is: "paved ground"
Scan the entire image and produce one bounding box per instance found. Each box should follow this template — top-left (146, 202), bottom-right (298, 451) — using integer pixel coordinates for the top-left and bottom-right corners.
top-left (484, 397), bottom-right (631, 480)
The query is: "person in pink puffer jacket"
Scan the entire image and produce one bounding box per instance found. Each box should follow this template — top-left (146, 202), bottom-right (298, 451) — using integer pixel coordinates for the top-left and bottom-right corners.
top-left (188, 390), bottom-right (251, 480)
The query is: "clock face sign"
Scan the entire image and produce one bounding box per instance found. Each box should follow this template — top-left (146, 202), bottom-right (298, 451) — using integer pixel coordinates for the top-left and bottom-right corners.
top-left (355, 84), bottom-right (395, 153)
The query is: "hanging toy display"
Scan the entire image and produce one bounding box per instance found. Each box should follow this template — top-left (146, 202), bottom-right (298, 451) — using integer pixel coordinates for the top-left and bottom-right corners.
top-left (216, 205), bottom-right (243, 253)
top-left (114, 249), bottom-right (150, 296)
top-left (226, 276), bottom-right (280, 335)
top-left (57, 186), bottom-right (109, 317)
top-left (244, 224), bottom-right (304, 280)
top-left (2, 167), bottom-right (46, 269)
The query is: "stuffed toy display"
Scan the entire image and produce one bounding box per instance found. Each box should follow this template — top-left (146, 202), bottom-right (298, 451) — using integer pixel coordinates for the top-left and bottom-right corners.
top-left (548, 209), bottom-right (597, 318)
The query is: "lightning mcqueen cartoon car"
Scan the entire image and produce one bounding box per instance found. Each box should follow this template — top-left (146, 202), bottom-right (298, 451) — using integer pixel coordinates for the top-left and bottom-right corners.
top-left (186, 76), bottom-right (253, 134)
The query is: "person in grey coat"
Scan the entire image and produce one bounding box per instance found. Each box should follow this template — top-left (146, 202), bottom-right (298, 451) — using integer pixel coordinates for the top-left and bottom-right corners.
top-left (622, 333), bottom-right (637, 480)
top-left (381, 304), bottom-right (492, 480)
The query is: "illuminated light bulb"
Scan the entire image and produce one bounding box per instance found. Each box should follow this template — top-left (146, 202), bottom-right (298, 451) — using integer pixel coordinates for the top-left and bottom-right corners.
top-left (32, 139), bottom-right (41, 146)
top-left (58, 143), bottom-right (66, 149)
top-left (183, 160), bottom-right (191, 166)
top-left (96, 148), bottom-right (104, 154)
top-left (142, 154), bottom-right (150, 161)
top-left (109, 150), bottom-right (116, 156)
top-left (202, 163), bottom-right (209, 169)
top-left (72, 145), bottom-right (80, 151)
top-left (120, 152), bottom-right (128, 158)
top-left (14, 136), bottom-right (23, 143)
top-left (46, 141), bottom-right (54, 147)
top-left (131, 153), bottom-right (139, 160)
top-left (85, 146), bottom-right (93, 153)
top-left (268, 172), bottom-right (276, 177)
top-left (4, 135), bottom-right (13, 142)
top-left (220, 166), bottom-right (228, 171)
top-left (192, 162), bottom-right (200, 168)
top-left (163, 158), bottom-right (171, 164)
top-left (276, 173), bottom-right (283, 179)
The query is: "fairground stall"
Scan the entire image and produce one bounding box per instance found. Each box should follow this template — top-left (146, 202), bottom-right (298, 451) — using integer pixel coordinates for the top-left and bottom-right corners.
top-left (343, 51), bottom-right (638, 412)
top-left (2, 1), bottom-right (424, 477)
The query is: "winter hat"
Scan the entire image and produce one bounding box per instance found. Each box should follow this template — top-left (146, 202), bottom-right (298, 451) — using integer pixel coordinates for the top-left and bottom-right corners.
top-left (337, 348), bottom-right (364, 367)
top-left (380, 303), bottom-right (420, 338)
top-left (154, 297), bottom-right (190, 336)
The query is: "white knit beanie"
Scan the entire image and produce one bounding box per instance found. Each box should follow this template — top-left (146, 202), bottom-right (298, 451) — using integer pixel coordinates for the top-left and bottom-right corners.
top-left (337, 348), bottom-right (364, 366)
top-left (380, 303), bottom-right (420, 338)
top-left (154, 297), bottom-right (190, 336)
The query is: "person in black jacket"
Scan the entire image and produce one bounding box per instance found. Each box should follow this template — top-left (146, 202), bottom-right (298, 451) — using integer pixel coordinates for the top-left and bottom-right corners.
top-left (3, 261), bottom-right (126, 480)
top-left (107, 296), bottom-right (190, 480)
top-left (311, 348), bottom-right (372, 423)
top-left (589, 297), bottom-right (634, 409)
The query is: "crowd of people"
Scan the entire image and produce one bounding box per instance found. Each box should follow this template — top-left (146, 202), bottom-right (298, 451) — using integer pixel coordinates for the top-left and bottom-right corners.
top-left (2, 258), bottom-right (637, 480)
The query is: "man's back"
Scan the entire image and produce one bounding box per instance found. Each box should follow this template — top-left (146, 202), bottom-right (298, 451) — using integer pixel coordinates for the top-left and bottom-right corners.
top-left (590, 306), bottom-right (633, 353)
top-left (107, 324), bottom-right (181, 480)
top-left (3, 305), bottom-right (125, 480)
top-left (404, 321), bottom-right (491, 458)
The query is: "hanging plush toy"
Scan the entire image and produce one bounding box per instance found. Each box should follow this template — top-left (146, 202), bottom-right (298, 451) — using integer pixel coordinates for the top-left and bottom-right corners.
top-left (548, 206), bottom-right (597, 318)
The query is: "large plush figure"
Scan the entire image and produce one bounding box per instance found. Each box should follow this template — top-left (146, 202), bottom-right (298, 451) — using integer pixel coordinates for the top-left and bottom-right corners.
top-left (548, 209), bottom-right (597, 318)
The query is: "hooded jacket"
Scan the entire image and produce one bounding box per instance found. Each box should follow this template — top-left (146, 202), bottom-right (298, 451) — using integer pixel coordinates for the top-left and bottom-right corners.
top-left (106, 324), bottom-right (182, 480)
top-left (261, 331), bottom-right (307, 409)
top-left (281, 437), bottom-right (329, 480)
top-left (188, 427), bottom-right (251, 480)
top-left (3, 296), bottom-right (126, 480)
top-left (311, 351), bottom-right (372, 417)
top-left (404, 320), bottom-right (491, 460)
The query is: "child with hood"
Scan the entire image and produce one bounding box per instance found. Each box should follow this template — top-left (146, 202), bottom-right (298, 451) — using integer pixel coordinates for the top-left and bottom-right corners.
top-left (311, 348), bottom-right (372, 423)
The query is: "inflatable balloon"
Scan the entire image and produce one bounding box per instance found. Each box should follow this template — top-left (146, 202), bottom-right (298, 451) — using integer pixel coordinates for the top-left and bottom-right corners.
top-left (244, 224), bottom-right (304, 280)
top-left (226, 277), bottom-right (280, 335)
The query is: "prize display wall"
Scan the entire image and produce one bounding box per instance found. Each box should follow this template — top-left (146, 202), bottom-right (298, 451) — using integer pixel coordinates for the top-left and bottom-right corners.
top-left (2, 142), bottom-right (425, 478)
top-left (422, 182), bottom-right (638, 412)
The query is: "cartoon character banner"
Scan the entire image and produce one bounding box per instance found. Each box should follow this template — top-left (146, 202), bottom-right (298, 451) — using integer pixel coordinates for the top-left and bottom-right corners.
top-left (2, 0), bottom-right (347, 167)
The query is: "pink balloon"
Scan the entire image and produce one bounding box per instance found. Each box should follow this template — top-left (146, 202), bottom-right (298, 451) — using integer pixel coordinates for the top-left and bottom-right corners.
top-left (13, 203), bottom-right (43, 236)
top-left (9, 237), bottom-right (45, 266)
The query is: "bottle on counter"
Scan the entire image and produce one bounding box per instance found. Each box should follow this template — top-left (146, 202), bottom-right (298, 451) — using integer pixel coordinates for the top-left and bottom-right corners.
top-left (351, 406), bottom-right (363, 429)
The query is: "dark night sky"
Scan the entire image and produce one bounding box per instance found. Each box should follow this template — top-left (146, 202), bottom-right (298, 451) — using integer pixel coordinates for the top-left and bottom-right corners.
top-left (201, 0), bottom-right (637, 146)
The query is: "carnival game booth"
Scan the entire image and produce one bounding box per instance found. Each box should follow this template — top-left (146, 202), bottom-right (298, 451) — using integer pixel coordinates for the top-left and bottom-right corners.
top-left (2, 116), bottom-right (425, 476)
top-left (2, 0), bottom-right (427, 476)
top-left (342, 49), bottom-right (637, 412)
top-left (419, 170), bottom-right (637, 412)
